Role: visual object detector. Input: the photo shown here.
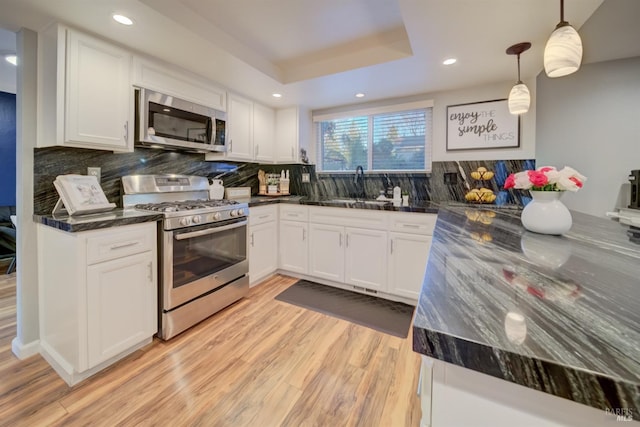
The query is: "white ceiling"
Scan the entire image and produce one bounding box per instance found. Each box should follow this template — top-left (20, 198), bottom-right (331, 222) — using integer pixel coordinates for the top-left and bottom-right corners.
top-left (1, 0), bottom-right (638, 110)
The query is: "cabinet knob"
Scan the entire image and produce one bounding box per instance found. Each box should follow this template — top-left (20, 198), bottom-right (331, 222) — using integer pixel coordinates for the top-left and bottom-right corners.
top-left (124, 121), bottom-right (129, 142)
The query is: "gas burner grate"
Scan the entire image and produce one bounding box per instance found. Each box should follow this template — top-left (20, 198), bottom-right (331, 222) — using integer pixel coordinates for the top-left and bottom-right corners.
top-left (134, 199), bottom-right (239, 212)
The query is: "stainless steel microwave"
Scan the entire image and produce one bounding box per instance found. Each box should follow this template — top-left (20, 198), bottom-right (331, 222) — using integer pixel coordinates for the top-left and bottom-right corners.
top-left (135, 88), bottom-right (226, 153)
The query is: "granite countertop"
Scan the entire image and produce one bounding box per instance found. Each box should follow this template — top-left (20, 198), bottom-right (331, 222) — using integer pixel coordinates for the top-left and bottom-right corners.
top-left (34, 194), bottom-right (440, 232)
top-left (34, 209), bottom-right (164, 232)
top-left (412, 205), bottom-right (640, 412)
top-left (246, 195), bottom-right (441, 213)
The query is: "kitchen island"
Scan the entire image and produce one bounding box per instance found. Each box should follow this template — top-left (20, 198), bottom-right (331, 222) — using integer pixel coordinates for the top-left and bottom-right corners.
top-left (413, 205), bottom-right (640, 426)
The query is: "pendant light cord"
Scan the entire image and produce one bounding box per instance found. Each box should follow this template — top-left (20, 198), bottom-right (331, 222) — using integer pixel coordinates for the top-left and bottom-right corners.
top-left (516, 53), bottom-right (522, 84)
top-left (557, 0), bottom-right (568, 27)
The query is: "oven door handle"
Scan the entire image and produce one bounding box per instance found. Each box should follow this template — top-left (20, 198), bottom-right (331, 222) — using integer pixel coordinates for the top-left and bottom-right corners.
top-left (174, 220), bottom-right (247, 240)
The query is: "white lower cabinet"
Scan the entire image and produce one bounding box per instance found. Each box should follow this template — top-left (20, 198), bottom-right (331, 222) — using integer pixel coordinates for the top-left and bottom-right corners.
top-left (308, 224), bottom-right (388, 292)
top-left (249, 205), bottom-right (278, 285)
top-left (308, 223), bottom-right (345, 282)
top-left (87, 251), bottom-right (156, 367)
top-left (279, 220), bottom-right (308, 274)
top-left (249, 221), bottom-right (278, 285)
top-left (388, 232), bottom-right (432, 300)
top-left (38, 222), bottom-right (157, 386)
top-left (344, 228), bottom-right (387, 291)
top-left (271, 204), bottom-right (436, 303)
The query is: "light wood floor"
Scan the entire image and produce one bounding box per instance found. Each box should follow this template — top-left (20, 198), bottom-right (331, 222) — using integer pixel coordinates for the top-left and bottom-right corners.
top-left (0, 273), bottom-right (421, 427)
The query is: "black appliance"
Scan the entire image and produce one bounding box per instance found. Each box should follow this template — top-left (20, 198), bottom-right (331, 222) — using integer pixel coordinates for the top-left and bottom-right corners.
top-left (629, 170), bottom-right (640, 209)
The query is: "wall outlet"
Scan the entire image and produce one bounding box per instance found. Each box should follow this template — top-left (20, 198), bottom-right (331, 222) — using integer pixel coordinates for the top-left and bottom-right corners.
top-left (87, 167), bottom-right (101, 182)
top-left (302, 173), bottom-right (310, 183)
top-left (444, 172), bottom-right (458, 185)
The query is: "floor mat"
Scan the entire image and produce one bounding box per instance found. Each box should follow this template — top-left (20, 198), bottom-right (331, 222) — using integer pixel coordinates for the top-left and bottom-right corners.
top-left (274, 279), bottom-right (415, 338)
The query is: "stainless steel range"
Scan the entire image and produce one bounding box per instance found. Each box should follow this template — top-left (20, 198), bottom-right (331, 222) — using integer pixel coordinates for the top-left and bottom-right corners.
top-left (122, 175), bottom-right (249, 340)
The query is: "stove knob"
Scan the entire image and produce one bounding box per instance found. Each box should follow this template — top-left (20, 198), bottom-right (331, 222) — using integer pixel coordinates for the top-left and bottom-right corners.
top-left (237, 208), bottom-right (246, 217)
top-left (192, 215), bottom-right (201, 224)
top-left (230, 209), bottom-right (238, 217)
top-left (213, 212), bottom-right (222, 221)
top-left (179, 217), bottom-right (192, 226)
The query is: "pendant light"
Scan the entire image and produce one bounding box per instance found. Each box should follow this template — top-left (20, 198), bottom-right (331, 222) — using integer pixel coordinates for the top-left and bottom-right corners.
top-left (544, 0), bottom-right (582, 77)
top-left (506, 42), bottom-right (531, 115)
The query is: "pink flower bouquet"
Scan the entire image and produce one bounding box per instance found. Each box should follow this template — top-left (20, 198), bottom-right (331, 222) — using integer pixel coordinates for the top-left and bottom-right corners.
top-left (504, 166), bottom-right (586, 192)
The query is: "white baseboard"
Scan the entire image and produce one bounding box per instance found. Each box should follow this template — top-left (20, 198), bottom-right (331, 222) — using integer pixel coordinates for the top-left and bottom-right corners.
top-left (40, 337), bottom-right (153, 386)
top-left (11, 337), bottom-right (40, 359)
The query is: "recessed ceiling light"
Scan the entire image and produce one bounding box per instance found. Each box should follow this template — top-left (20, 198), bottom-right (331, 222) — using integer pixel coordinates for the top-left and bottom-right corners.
top-left (443, 58), bottom-right (457, 65)
top-left (112, 14), bottom-right (133, 26)
top-left (355, 93), bottom-right (365, 98)
top-left (4, 54), bottom-right (17, 66)
top-left (272, 93), bottom-right (282, 98)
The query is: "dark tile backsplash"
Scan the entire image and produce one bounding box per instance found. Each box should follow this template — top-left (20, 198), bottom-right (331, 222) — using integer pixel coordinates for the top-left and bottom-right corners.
top-left (33, 146), bottom-right (534, 214)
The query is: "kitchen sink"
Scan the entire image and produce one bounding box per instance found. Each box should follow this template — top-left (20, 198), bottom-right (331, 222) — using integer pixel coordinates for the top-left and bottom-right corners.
top-left (326, 198), bottom-right (393, 206)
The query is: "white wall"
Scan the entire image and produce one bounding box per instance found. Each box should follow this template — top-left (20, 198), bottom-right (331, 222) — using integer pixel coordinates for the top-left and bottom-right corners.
top-left (430, 79), bottom-right (536, 162)
top-left (13, 28), bottom-right (40, 358)
top-left (536, 56), bottom-right (640, 217)
top-left (0, 27), bottom-right (17, 94)
top-left (311, 78), bottom-right (537, 165)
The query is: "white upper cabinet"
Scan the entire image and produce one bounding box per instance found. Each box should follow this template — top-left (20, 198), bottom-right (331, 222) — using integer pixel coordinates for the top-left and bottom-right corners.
top-left (226, 93), bottom-right (254, 161)
top-left (65, 30), bottom-right (132, 151)
top-left (39, 25), bottom-right (133, 152)
top-left (275, 106), bottom-right (312, 164)
top-left (253, 102), bottom-right (275, 162)
top-left (275, 107), bottom-right (299, 163)
top-left (132, 56), bottom-right (226, 111)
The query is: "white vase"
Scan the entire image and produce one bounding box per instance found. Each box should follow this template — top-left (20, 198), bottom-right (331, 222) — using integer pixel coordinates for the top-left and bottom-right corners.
top-left (520, 191), bottom-right (572, 235)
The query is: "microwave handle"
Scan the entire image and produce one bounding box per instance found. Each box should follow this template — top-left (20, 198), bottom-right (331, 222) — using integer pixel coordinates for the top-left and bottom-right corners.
top-left (207, 118), bottom-right (213, 144)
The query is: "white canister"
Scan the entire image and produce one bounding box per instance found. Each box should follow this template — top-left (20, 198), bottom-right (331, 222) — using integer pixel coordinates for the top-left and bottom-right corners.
top-left (209, 179), bottom-right (225, 200)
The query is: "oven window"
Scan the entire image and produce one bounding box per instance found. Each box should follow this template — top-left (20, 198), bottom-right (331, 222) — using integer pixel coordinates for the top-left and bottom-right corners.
top-left (149, 101), bottom-right (212, 143)
top-left (172, 224), bottom-right (246, 288)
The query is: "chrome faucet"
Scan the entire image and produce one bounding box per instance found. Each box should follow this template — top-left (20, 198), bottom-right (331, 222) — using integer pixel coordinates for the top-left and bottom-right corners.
top-left (354, 165), bottom-right (365, 199)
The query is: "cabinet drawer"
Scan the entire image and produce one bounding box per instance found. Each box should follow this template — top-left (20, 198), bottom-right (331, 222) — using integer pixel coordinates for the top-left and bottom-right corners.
top-left (309, 206), bottom-right (388, 230)
top-left (279, 204), bottom-right (309, 222)
top-left (250, 205), bottom-right (278, 226)
top-left (389, 212), bottom-right (437, 235)
top-left (86, 223), bottom-right (155, 265)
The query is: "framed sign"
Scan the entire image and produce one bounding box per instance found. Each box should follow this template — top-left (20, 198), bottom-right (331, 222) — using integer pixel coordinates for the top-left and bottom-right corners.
top-left (446, 99), bottom-right (520, 151)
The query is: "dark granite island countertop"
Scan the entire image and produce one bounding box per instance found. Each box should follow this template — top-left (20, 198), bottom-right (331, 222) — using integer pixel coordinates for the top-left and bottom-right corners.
top-left (412, 206), bottom-right (640, 413)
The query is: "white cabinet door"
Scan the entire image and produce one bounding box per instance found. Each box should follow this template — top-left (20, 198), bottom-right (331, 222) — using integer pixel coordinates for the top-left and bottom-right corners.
top-left (388, 232), bottom-right (432, 300)
top-left (253, 102), bottom-right (275, 162)
top-left (227, 93), bottom-right (253, 160)
top-left (65, 29), bottom-right (132, 151)
top-left (249, 221), bottom-right (278, 285)
top-left (345, 227), bottom-right (387, 291)
top-left (275, 107), bottom-right (298, 162)
top-left (279, 220), bottom-right (308, 274)
top-left (86, 251), bottom-right (156, 368)
top-left (308, 223), bottom-right (344, 282)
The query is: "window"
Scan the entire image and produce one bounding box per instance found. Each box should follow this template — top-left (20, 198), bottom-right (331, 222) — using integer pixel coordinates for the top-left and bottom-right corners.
top-left (314, 101), bottom-right (433, 172)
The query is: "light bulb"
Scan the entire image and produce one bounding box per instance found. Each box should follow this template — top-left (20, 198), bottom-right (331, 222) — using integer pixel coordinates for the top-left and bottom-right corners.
top-left (508, 83), bottom-right (530, 115)
top-left (544, 25), bottom-right (582, 78)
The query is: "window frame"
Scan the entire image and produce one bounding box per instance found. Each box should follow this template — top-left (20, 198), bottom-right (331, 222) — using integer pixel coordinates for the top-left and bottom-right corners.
top-left (313, 100), bottom-right (434, 174)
